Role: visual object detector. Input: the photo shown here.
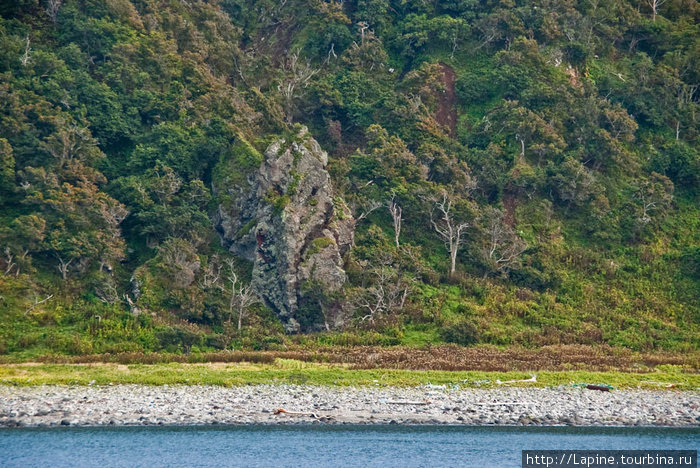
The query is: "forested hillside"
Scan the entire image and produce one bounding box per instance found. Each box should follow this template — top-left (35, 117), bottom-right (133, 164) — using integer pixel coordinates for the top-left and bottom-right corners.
top-left (0, 0), bottom-right (698, 357)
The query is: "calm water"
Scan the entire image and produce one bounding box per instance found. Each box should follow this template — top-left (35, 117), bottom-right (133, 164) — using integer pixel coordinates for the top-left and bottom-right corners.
top-left (1, 425), bottom-right (698, 468)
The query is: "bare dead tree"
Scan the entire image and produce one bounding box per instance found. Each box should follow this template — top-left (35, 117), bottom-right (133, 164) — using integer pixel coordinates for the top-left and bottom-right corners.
top-left (102, 203), bottom-right (129, 229)
top-left (43, 124), bottom-right (94, 163)
top-left (199, 254), bottom-right (223, 290)
top-left (224, 259), bottom-right (259, 331)
top-left (635, 186), bottom-right (670, 226)
top-left (387, 194), bottom-right (402, 248)
top-left (515, 133), bottom-right (525, 158)
top-left (637, 193), bottom-right (656, 226)
top-left (152, 168), bottom-right (182, 204)
top-left (474, 15), bottom-right (501, 50)
top-left (55, 253), bottom-right (74, 281)
top-left (430, 192), bottom-right (469, 276)
top-left (357, 21), bottom-right (369, 45)
top-left (99, 202), bottom-right (129, 272)
top-left (124, 294), bottom-right (141, 316)
top-left (278, 50), bottom-right (320, 123)
top-left (450, 32), bottom-right (459, 60)
top-left (480, 208), bottom-right (527, 278)
top-left (354, 199), bottom-right (381, 223)
top-left (3, 247), bottom-right (15, 275)
top-left (354, 256), bottom-right (413, 324)
top-left (324, 43), bottom-right (337, 65)
top-left (20, 37), bottom-right (31, 66)
top-left (95, 277), bottom-right (119, 305)
top-left (232, 55), bottom-right (250, 88)
top-left (3, 247), bottom-right (30, 276)
top-left (25, 294), bottom-right (53, 315)
top-left (46, 0), bottom-right (63, 22)
top-left (631, 175), bottom-right (673, 233)
top-left (646, 0), bottom-right (667, 21)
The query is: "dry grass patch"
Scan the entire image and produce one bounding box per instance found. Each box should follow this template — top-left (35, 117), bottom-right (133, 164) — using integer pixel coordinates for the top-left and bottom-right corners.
top-left (1, 345), bottom-right (696, 373)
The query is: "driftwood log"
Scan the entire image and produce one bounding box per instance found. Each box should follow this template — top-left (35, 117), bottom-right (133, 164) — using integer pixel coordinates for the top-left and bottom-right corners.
top-left (586, 384), bottom-right (611, 392)
top-left (273, 408), bottom-right (319, 418)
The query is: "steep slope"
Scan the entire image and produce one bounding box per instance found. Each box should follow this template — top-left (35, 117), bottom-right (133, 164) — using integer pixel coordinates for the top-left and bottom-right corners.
top-left (0, 0), bottom-right (697, 356)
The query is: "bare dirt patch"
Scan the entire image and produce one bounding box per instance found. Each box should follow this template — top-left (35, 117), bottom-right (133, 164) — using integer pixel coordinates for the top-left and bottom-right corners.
top-left (435, 63), bottom-right (458, 138)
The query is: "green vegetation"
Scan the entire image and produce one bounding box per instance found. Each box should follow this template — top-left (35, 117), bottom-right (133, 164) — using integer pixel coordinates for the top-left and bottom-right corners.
top-left (1, 360), bottom-right (698, 389)
top-left (236, 218), bottom-right (257, 239)
top-left (0, 0), bottom-right (698, 359)
top-left (307, 237), bottom-right (336, 258)
top-left (213, 138), bottom-right (264, 202)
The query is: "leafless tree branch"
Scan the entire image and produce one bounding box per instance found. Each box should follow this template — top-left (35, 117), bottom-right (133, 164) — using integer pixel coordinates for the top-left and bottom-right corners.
top-left (430, 192), bottom-right (469, 276)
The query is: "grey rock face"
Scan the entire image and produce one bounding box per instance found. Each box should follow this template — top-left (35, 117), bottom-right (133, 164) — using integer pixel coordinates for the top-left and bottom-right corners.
top-left (216, 127), bottom-right (353, 332)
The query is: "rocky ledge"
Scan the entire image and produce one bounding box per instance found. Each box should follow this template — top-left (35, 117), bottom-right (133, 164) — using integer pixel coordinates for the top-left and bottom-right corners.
top-left (1, 385), bottom-right (698, 428)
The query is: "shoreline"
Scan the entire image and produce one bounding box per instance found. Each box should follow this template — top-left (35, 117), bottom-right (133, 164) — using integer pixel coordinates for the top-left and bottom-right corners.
top-left (1, 385), bottom-right (698, 428)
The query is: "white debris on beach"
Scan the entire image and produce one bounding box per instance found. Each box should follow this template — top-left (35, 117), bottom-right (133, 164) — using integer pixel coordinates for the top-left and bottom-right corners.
top-left (0, 385), bottom-right (697, 428)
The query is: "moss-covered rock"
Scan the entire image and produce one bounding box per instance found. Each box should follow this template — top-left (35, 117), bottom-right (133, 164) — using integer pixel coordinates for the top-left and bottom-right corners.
top-left (215, 127), bottom-right (354, 332)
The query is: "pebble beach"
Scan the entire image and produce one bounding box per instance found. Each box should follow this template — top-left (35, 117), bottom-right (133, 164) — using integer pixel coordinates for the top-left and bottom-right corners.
top-left (1, 385), bottom-right (698, 428)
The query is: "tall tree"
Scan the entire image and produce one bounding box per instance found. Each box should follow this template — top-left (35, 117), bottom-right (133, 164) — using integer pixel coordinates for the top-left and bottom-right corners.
top-left (430, 191), bottom-right (470, 276)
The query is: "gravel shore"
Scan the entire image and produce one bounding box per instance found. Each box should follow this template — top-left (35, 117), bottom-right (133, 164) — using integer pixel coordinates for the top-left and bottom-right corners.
top-left (1, 385), bottom-right (698, 428)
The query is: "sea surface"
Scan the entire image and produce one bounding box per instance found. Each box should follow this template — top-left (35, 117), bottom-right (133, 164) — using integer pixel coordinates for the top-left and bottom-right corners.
top-left (1, 425), bottom-right (698, 467)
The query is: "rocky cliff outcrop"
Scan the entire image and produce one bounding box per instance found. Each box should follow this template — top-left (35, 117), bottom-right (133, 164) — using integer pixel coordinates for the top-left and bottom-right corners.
top-left (215, 128), bottom-right (354, 332)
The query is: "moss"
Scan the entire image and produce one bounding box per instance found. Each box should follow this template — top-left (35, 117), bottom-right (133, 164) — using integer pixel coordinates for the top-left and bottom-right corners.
top-left (306, 236), bottom-right (335, 258)
top-left (273, 195), bottom-right (290, 214)
top-left (236, 218), bottom-right (257, 238)
top-left (232, 138), bottom-right (263, 170)
top-left (291, 123), bottom-right (306, 141)
top-left (264, 189), bottom-right (290, 215)
top-left (333, 196), bottom-right (349, 220)
top-left (254, 136), bottom-right (278, 154)
top-left (313, 236), bottom-right (335, 249)
top-left (286, 170), bottom-right (301, 196)
top-left (212, 136), bottom-right (263, 196)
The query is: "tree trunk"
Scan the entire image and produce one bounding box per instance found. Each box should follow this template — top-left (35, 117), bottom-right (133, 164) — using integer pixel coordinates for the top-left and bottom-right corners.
top-left (55, 254), bottom-right (74, 281)
top-left (319, 299), bottom-right (330, 331)
top-left (450, 247), bottom-right (457, 276)
top-left (388, 199), bottom-right (402, 248)
top-left (3, 250), bottom-right (14, 275)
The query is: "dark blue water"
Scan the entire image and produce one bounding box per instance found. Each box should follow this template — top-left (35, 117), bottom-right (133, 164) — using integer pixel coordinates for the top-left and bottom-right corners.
top-left (0, 425), bottom-right (697, 468)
